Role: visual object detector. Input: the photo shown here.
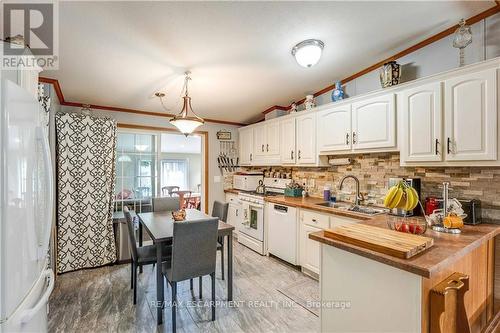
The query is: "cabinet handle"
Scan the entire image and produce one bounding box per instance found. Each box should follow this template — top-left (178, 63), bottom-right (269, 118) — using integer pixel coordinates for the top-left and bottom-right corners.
top-left (298, 150), bottom-right (301, 159)
top-left (266, 144), bottom-right (269, 152)
top-left (261, 144), bottom-right (264, 152)
top-left (435, 139), bottom-right (439, 155)
top-left (291, 150), bottom-right (294, 160)
top-left (352, 132), bottom-right (357, 144)
top-left (312, 218), bottom-right (317, 223)
top-left (236, 209), bottom-right (238, 217)
top-left (250, 153), bottom-right (253, 161)
top-left (447, 138), bottom-right (451, 154)
top-left (346, 132), bottom-right (350, 145)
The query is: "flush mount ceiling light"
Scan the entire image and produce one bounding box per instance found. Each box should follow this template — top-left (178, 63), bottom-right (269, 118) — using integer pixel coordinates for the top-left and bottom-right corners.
top-left (160, 71), bottom-right (205, 136)
top-left (291, 39), bottom-right (324, 68)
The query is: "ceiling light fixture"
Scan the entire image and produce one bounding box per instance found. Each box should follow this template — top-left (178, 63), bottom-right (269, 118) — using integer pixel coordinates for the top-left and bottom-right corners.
top-left (168, 71), bottom-right (204, 136)
top-left (291, 39), bottom-right (324, 68)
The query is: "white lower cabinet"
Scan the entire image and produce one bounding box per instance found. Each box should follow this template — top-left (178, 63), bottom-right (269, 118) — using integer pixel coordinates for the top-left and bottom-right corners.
top-left (300, 223), bottom-right (323, 274)
top-left (299, 210), bottom-right (330, 276)
top-left (225, 193), bottom-right (240, 235)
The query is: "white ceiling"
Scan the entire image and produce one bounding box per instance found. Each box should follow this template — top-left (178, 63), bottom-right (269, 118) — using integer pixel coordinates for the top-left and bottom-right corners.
top-left (43, 1), bottom-right (495, 124)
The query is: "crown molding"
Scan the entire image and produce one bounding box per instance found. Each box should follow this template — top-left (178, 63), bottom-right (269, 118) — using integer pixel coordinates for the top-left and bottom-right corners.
top-left (39, 77), bottom-right (247, 127)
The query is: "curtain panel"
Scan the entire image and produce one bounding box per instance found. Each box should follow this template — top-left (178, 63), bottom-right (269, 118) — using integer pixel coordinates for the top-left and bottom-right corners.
top-left (55, 113), bottom-right (117, 273)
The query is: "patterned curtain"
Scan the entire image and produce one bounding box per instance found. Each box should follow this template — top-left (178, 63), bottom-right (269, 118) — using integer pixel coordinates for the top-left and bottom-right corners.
top-left (55, 113), bottom-right (117, 273)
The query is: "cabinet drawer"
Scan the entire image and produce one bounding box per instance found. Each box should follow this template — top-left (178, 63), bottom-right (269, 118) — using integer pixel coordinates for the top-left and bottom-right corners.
top-left (330, 215), bottom-right (360, 228)
top-left (225, 193), bottom-right (239, 203)
top-left (301, 210), bottom-right (329, 229)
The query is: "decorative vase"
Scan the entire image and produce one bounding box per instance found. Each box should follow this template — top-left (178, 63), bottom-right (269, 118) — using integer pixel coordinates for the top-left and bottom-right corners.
top-left (290, 102), bottom-right (298, 113)
top-left (331, 81), bottom-right (344, 102)
top-left (304, 95), bottom-right (315, 110)
top-left (379, 61), bottom-right (402, 88)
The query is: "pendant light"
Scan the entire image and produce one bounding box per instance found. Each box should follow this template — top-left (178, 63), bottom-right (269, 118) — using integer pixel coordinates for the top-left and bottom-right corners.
top-left (169, 71), bottom-right (204, 136)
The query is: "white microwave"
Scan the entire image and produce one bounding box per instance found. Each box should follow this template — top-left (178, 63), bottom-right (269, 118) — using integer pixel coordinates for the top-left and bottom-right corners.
top-left (233, 174), bottom-right (263, 191)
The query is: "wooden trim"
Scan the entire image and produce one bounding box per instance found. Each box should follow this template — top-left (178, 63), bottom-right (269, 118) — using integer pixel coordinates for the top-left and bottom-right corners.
top-left (116, 123), bottom-right (210, 213)
top-left (204, 131), bottom-right (209, 214)
top-left (38, 77), bottom-right (247, 127)
top-left (262, 105), bottom-right (289, 115)
top-left (39, 77), bottom-right (65, 103)
top-left (261, 4), bottom-right (500, 115)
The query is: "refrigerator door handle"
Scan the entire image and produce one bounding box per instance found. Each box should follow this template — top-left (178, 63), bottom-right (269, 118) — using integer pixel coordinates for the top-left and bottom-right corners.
top-left (19, 269), bottom-right (55, 324)
top-left (36, 126), bottom-right (54, 258)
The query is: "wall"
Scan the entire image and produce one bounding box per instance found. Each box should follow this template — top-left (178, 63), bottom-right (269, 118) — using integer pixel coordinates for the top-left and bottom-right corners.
top-left (248, 152), bottom-right (500, 222)
top-left (295, 12), bottom-right (500, 109)
top-left (58, 104), bottom-right (239, 213)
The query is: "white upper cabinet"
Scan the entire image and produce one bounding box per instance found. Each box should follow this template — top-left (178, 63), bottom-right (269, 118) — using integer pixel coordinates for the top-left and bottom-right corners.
top-left (280, 117), bottom-right (296, 164)
top-left (239, 127), bottom-right (254, 165)
top-left (296, 113), bottom-right (317, 164)
top-left (317, 104), bottom-right (352, 152)
top-left (253, 125), bottom-right (267, 160)
top-left (400, 82), bottom-right (443, 162)
top-left (266, 121), bottom-right (280, 157)
top-left (444, 68), bottom-right (497, 161)
top-left (352, 93), bottom-right (396, 150)
top-left (251, 121), bottom-right (280, 165)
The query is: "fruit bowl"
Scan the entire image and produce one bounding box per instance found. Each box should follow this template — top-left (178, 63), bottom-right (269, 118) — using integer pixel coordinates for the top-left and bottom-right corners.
top-left (387, 217), bottom-right (427, 235)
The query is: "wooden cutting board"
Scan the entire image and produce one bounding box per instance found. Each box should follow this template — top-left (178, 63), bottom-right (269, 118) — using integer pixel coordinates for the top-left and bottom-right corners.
top-left (323, 224), bottom-right (434, 259)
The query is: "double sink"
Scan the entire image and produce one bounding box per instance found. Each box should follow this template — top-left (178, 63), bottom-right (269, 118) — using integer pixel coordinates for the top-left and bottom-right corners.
top-left (314, 201), bottom-right (387, 216)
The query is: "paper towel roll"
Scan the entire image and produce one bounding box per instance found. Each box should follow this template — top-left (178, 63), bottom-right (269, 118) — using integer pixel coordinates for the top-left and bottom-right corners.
top-left (328, 158), bottom-right (352, 166)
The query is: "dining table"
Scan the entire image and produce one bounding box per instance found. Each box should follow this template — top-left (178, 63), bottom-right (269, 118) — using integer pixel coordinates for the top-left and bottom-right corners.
top-left (137, 209), bottom-right (235, 325)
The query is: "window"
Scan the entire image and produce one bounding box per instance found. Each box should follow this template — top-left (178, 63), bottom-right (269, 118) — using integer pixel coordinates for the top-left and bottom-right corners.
top-left (161, 159), bottom-right (188, 190)
top-left (115, 133), bottom-right (157, 201)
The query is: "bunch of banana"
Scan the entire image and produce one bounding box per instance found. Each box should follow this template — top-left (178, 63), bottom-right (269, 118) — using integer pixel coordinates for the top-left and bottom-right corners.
top-left (383, 181), bottom-right (419, 210)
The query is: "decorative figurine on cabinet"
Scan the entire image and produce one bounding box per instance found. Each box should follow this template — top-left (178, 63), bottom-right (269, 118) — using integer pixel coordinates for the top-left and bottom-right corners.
top-left (331, 81), bottom-right (344, 102)
top-left (305, 95), bottom-right (316, 110)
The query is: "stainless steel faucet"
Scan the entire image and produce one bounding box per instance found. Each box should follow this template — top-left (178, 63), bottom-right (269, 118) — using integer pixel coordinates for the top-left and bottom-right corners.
top-left (339, 175), bottom-right (364, 206)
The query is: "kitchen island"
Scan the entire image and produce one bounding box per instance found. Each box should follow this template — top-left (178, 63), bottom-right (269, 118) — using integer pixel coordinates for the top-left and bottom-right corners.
top-left (310, 215), bottom-right (499, 333)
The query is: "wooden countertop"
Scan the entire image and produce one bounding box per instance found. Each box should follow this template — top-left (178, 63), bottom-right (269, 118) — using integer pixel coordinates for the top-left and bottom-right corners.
top-left (224, 188), bottom-right (240, 195)
top-left (310, 215), bottom-right (500, 278)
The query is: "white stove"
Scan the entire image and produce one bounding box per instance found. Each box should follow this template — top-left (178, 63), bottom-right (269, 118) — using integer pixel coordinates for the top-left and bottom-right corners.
top-left (237, 178), bottom-right (291, 255)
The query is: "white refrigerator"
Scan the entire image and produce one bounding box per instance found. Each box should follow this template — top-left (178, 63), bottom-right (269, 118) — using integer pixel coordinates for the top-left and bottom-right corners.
top-left (0, 79), bottom-right (55, 332)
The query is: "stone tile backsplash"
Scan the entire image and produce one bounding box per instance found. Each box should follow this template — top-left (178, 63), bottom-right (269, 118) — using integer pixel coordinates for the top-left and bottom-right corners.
top-left (243, 152), bottom-right (500, 221)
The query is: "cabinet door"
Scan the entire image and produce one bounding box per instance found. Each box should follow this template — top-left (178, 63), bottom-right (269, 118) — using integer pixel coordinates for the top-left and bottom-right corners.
top-left (296, 113), bottom-right (317, 164)
top-left (253, 124), bottom-right (267, 160)
top-left (266, 121), bottom-right (280, 157)
top-left (300, 223), bottom-right (322, 274)
top-left (317, 104), bottom-right (352, 152)
top-left (227, 203), bottom-right (241, 230)
top-left (444, 68), bottom-right (497, 161)
top-left (280, 118), bottom-right (296, 164)
top-left (352, 93), bottom-right (396, 150)
top-left (401, 82), bottom-right (443, 162)
top-left (239, 128), bottom-right (253, 165)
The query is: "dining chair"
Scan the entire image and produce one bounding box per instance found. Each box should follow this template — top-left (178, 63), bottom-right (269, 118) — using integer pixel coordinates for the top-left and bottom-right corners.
top-left (212, 201), bottom-right (229, 280)
top-left (172, 190), bottom-right (192, 209)
top-left (123, 206), bottom-right (172, 304)
top-left (162, 186), bottom-right (180, 197)
top-left (162, 218), bottom-right (219, 332)
top-left (152, 197), bottom-right (180, 212)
